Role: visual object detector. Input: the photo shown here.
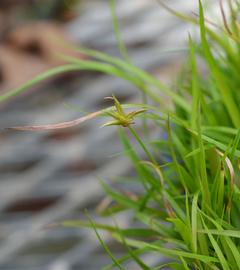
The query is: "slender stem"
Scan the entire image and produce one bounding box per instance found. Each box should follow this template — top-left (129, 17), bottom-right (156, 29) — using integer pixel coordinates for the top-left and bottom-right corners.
top-left (128, 126), bottom-right (157, 165)
top-left (109, 0), bottom-right (131, 63)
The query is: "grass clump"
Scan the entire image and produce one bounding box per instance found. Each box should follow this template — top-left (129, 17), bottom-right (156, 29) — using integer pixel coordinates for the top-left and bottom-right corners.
top-left (2, 0), bottom-right (240, 269)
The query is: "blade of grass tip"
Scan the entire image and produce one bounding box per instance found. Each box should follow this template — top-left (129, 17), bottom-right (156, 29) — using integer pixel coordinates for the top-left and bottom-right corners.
top-left (199, 0), bottom-right (240, 128)
top-left (85, 210), bottom-right (126, 270)
top-left (113, 219), bottom-right (151, 270)
top-left (109, 0), bottom-right (130, 63)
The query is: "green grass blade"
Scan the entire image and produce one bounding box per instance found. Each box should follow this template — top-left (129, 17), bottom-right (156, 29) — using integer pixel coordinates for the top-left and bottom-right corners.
top-left (0, 65), bottom-right (81, 102)
top-left (114, 237), bottom-right (219, 263)
top-left (201, 216), bottom-right (230, 270)
top-left (191, 192), bottom-right (199, 253)
top-left (86, 211), bottom-right (126, 270)
top-left (199, 0), bottom-right (240, 128)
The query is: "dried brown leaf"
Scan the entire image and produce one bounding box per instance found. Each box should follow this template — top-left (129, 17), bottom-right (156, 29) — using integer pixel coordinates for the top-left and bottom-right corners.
top-left (6, 111), bottom-right (101, 131)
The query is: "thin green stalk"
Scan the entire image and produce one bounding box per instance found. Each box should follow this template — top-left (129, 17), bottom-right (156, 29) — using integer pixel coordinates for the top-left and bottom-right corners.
top-left (109, 0), bottom-right (131, 63)
top-left (128, 126), bottom-right (157, 165)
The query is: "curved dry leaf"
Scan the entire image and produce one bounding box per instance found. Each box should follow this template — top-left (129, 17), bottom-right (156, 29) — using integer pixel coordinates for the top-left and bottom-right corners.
top-left (6, 111), bottom-right (101, 131)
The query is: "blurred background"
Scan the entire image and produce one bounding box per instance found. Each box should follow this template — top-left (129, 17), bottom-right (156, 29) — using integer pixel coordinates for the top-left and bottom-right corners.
top-left (0, 1), bottom-right (206, 269)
